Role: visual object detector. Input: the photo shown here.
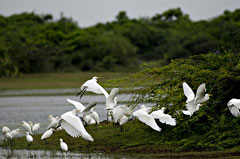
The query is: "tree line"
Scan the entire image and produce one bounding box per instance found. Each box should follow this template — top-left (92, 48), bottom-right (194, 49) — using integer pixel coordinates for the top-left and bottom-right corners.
top-left (0, 8), bottom-right (239, 77)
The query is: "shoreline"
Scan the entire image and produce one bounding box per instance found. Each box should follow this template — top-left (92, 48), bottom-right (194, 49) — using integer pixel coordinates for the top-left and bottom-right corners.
top-left (1, 121), bottom-right (240, 159)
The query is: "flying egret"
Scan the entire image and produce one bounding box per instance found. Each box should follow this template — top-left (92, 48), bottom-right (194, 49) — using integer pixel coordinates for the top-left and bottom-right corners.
top-left (22, 121), bottom-right (32, 134)
top-left (76, 76), bottom-right (108, 99)
top-left (182, 82), bottom-right (211, 116)
top-left (60, 138), bottom-right (68, 155)
top-left (29, 121), bottom-right (41, 134)
top-left (47, 115), bottom-right (60, 130)
top-left (227, 98), bottom-right (240, 117)
top-left (67, 99), bottom-right (99, 125)
top-left (58, 109), bottom-right (94, 142)
top-left (41, 128), bottom-right (55, 144)
top-left (150, 107), bottom-right (176, 126)
top-left (26, 132), bottom-right (33, 147)
top-left (133, 105), bottom-right (161, 132)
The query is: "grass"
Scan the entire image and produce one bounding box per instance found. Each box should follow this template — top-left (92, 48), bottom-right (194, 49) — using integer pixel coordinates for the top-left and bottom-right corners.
top-left (1, 120), bottom-right (240, 159)
top-left (0, 72), bottom-right (133, 90)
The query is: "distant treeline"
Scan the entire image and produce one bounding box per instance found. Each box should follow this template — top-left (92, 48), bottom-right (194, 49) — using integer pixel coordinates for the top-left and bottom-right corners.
top-left (0, 8), bottom-right (239, 77)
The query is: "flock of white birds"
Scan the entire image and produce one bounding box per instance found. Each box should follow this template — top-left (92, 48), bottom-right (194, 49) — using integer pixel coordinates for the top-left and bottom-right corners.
top-left (2, 76), bottom-right (240, 153)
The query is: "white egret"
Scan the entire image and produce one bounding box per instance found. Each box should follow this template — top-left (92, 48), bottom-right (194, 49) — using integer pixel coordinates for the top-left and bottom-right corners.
top-left (47, 115), bottom-right (60, 130)
top-left (150, 107), bottom-right (176, 126)
top-left (26, 132), bottom-right (33, 147)
top-left (227, 98), bottom-right (240, 117)
top-left (4, 132), bottom-right (13, 146)
top-left (76, 76), bottom-right (108, 99)
top-left (60, 138), bottom-right (68, 155)
top-left (58, 109), bottom-right (94, 142)
top-left (133, 105), bottom-right (161, 132)
top-left (105, 88), bottom-right (119, 121)
top-left (182, 82), bottom-right (211, 116)
top-left (29, 121), bottom-right (41, 134)
top-left (67, 99), bottom-right (99, 125)
top-left (22, 121), bottom-right (32, 134)
top-left (109, 105), bottom-right (132, 132)
top-left (10, 128), bottom-right (20, 138)
top-left (41, 128), bottom-right (55, 144)
top-left (2, 126), bottom-right (10, 140)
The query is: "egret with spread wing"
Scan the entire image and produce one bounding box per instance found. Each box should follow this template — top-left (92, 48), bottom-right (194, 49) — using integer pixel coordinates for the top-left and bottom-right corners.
top-left (182, 82), bottom-right (211, 116)
top-left (77, 77), bottom-right (108, 99)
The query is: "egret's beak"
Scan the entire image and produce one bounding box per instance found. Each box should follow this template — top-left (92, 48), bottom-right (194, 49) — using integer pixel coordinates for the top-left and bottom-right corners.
top-left (209, 94), bottom-right (213, 96)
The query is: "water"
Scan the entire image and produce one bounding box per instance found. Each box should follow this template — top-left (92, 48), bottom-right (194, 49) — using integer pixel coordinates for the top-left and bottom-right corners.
top-left (0, 91), bottom-right (133, 139)
top-left (0, 148), bottom-right (138, 159)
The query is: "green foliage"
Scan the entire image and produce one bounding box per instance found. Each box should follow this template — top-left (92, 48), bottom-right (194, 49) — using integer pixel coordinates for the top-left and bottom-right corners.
top-left (129, 51), bottom-right (240, 151)
top-left (0, 8), bottom-right (240, 77)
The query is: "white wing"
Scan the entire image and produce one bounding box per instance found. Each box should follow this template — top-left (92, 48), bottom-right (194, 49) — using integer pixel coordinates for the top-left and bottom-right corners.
top-left (61, 111), bottom-right (94, 141)
top-left (150, 110), bottom-right (176, 126)
top-left (106, 88), bottom-right (119, 109)
top-left (183, 82), bottom-right (195, 103)
top-left (195, 83), bottom-right (206, 100)
top-left (81, 79), bottom-right (108, 97)
top-left (41, 129), bottom-right (53, 139)
top-left (133, 109), bottom-right (161, 132)
top-left (89, 111), bottom-right (99, 124)
top-left (113, 105), bottom-right (132, 123)
top-left (119, 115), bottom-right (129, 125)
top-left (228, 98), bottom-right (240, 109)
top-left (32, 123), bottom-right (41, 132)
top-left (22, 121), bottom-right (32, 134)
top-left (67, 98), bottom-right (85, 111)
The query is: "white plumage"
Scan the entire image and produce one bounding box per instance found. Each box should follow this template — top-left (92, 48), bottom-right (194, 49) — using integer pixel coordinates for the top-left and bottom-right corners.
top-left (182, 82), bottom-right (211, 116)
top-left (26, 132), bottom-right (33, 143)
top-left (60, 138), bottom-right (68, 152)
top-left (9, 128), bottom-right (20, 138)
top-left (67, 99), bottom-right (99, 125)
top-left (29, 121), bottom-right (41, 134)
top-left (47, 115), bottom-right (60, 130)
top-left (227, 98), bottom-right (240, 117)
top-left (60, 109), bottom-right (94, 142)
top-left (133, 105), bottom-right (161, 132)
top-left (41, 128), bottom-right (54, 140)
top-left (150, 107), bottom-right (176, 126)
top-left (2, 126), bottom-right (10, 135)
top-left (110, 105), bottom-right (132, 124)
top-left (78, 77), bottom-right (108, 98)
top-left (22, 121), bottom-right (32, 134)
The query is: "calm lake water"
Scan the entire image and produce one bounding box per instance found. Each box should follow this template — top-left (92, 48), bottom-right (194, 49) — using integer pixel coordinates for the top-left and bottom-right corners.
top-left (0, 89), bottom-right (135, 139)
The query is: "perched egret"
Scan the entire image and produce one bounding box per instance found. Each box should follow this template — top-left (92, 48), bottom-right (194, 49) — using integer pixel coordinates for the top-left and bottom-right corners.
top-left (26, 132), bottom-right (33, 147)
top-left (150, 107), bottom-right (176, 126)
top-left (182, 82), bottom-right (211, 116)
top-left (29, 121), bottom-right (41, 134)
top-left (133, 105), bottom-right (161, 132)
top-left (4, 132), bottom-right (13, 146)
top-left (105, 88), bottom-right (119, 121)
top-left (58, 109), bottom-right (94, 142)
top-left (109, 105), bottom-right (132, 132)
top-left (227, 98), bottom-right (240, 117)
top-left (9, 128), bottom-right (20, 138)
top-left (60, 138), bottom-right (68, 153)
top-left (2, 126), bottom-right (10, 140)
top-left (22, 121), bottom-right (32, 134)
top-left (41, 128), bottom-right (55, 144)
top-left (76, 76), bottom-right (108, 99)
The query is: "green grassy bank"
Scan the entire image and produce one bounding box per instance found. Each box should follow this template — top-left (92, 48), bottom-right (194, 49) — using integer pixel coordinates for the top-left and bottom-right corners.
top-left (0, 72), bottom-right (132, 90)
top-left (1, 120), bottom-right (240, 159)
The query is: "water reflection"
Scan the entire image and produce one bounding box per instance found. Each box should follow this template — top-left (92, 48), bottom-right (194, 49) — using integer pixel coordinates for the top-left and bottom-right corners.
top-left (0, 148), bottom-right (136, 159)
